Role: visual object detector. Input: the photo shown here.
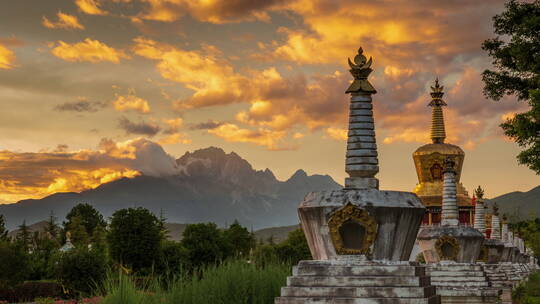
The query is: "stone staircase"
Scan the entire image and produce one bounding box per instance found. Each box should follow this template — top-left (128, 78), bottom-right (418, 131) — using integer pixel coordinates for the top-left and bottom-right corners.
top-left (275, 259), bottom-right (440, 304)
top-left (424, 263), bottom-right (501, 303)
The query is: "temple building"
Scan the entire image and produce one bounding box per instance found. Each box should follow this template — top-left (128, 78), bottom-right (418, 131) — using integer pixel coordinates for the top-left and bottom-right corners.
top-left (413, 79), bottom-right (474, 225)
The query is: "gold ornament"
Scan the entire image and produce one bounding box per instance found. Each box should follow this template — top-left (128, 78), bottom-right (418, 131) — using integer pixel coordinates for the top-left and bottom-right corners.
top-left (328, 202), bottom-right (377, 255)
top-left (435, 235), bottom-right (460, 261)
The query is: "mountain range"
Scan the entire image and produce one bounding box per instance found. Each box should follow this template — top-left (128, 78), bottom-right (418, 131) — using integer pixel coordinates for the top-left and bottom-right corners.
top-left (0, 147), bottom-right (341, 230)
top-left (0, 147), bottom-right (538, 231)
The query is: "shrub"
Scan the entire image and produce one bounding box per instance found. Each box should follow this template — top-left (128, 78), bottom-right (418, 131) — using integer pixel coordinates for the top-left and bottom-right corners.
top-left (0, 241), bottom-right (30, 289)
top-left (0, 282), bottom-right (63, 302)
top-left (55, 248), bottom-right (108, 297)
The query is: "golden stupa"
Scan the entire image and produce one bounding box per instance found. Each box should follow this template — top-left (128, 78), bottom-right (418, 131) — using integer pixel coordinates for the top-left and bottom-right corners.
top-left (413, 79), bottom-right (472, 214)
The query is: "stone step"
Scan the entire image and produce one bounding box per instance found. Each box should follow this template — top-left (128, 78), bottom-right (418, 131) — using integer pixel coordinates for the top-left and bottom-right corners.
top-left (430, 281), bottom-right (490, 287)
top-left (430, 276), bottom-right (487, 282)
top-left (427, 271), bottom-right (486, 277)
top-left (436, 287), bottom-right (501, 298)
top-left (287, 276), bottom-right (431, 287)
top-left (295, 265), bottom-right (424, 277)
top-left (275, 296), bottom-right (440, 304)
top-left (280, 286), bottom-right (436, 298)
top-left (427, 265), bottom-right (484, 271)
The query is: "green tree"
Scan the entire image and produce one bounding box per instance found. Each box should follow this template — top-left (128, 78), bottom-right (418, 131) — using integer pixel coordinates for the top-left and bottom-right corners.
top-left (482, 0), bottom-right (540, 173)
top-left (66, 214), bottom-right (90, 247)
top-left (223, 220), bottom-right (255, 258)
top-left (64, 203), bottom-right (106, 237)
top-left (44, 211), bottom-right (59, 241)
top-left (15, 220), bottom-right (32, 252)
top-left (181, 223), bottom-right (227, 269)
top-left (0, 214), bottom-right (8, 241)
top-left (0, 241), bottom-right (30, 288)
top-left (275, 228), bottom-right (311, 265)
top-left (107, 207), bottom-right (162, 272)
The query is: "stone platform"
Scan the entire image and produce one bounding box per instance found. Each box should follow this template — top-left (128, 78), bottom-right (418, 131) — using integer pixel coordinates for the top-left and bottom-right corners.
top-left (424, 263), bottom-right (501, 304)
top-left (275, 258), bottom-right (440, 304)
top-left (483, 264), bottom-right (511, 288)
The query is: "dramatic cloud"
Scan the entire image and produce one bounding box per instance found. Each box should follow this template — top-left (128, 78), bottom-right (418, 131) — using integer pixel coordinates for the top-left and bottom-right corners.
top-left (0, 43), bottom-right (15, 69)
top-left (137, 0), bottom-right (283, 23)
top-left (0, 138), bottom-right (180, 202)
top-left (113, 94), bottom-right (151, 113)
top-left (325, 127), bottom-right (347, 141)
top-left (54, 98), bottom-right (107, 112)
top-left (118, 116), bottom-right (161, 136)
top-left (76, 0), bottom-right (108, 15)
top-left (208, 123), bottom-right (288, 150)
top-left (50, 38), bottom-right (128, 63)
top-left (42, 12), bottom-right (85, 30)
top-left (158, 133), bottom-right (191, 145)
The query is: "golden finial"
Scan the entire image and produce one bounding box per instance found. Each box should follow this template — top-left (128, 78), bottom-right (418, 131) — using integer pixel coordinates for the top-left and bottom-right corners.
top-left (475, 186), bottom-right (485, 199)
top-left (429, 77), bottom-right (447, 144)
top-left (346, 47), bottom-right (376, 94)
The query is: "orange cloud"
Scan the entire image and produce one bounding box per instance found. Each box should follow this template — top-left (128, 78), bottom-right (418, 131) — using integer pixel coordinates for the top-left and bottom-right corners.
top-left (113, 94), bottom-right (151, 113)
top-left (163, 118), bottom-right (183, 133)
top-left (138, 0), bottom-right (280, 23)
top-left (42, 12), bottom-right (85, 30)
top-left (325, 127), bottom-right (347, 141)
top-left (158, 133), bottom-right (191, 145)
top-left (50, 38), bottom-right (128, 63)
top-left (0, 138), bottom-right (181, 203)
top-left (76, 0), bottom-right (108, 15)
top-left (208, 123), bottom-right (288, 150)
top-left (0, 43), bottom-right (16, 69)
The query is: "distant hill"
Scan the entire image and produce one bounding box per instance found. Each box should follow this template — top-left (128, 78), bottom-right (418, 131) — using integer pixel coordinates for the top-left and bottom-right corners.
top-left (253, 224), bottom-right (300, 244)
top-left (486, 185), bottom-right (540, 221)
top-left (7, 220), bottom-right (48, 239)
top-left (0, 147), bottom-right (341, 230)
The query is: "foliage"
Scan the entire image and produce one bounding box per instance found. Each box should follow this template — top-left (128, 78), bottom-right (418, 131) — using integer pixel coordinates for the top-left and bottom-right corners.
top-left (66, 215), bottom-right (90, 247)
top-left (28, 233), bottom-right (61, 280)
top-left (54, 248), bottom-right (108, 297)
top-left (64, 203), bottom-right (106, 238)
top-left (510, 218), bottom-right (540, 259)
top-left (513, 272), bottom-right (540, 303)
top-left (0, 215), bottom-right (8, 242)
top-left (157, 240), bottom-right (189, 278)
top-left (181, 223), bottom-right (229, 270)
top-left (45, 211), bottom-right (60, 240)
top-left (0, 241), bottom-right (30, 289)
top-left (223, 220), bottom-right (255, 258)
top-left (100, 260), bottom-right (290, 304)
top-left (15, 220), bottom-right (32, 252)
top-left (253, 228), bottom-right (311, 266)
top-left (0, 282), bottom-right (64, 303)
top-left (107, 208), bottom-right (162, 273)
top-left (482, 0), bottom-right (540, 173)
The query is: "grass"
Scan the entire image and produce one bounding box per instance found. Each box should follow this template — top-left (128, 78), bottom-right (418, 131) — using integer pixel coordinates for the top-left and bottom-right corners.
top-left (98, 260), bottom-right (290, 304)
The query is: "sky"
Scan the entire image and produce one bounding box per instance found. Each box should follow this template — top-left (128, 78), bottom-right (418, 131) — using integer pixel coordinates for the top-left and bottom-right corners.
top-left (0, 0), bottom-right (538, 204)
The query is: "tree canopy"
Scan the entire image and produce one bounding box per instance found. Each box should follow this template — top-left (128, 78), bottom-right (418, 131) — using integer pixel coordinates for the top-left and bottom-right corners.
top-left (482, 0), bottom-right (540, 173)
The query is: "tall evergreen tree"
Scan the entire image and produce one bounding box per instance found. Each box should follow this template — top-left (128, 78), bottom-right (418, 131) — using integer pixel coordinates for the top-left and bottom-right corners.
top-left (482, 0), bottom-right (540, 173)
top-left (44, 211), bottom-right (59, 240)
top-left (0, 214), bottom-right (8, 242)
top-left (15, 220), bottom-right (31, 251)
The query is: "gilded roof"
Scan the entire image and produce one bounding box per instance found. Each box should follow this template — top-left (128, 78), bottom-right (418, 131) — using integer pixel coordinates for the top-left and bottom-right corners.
top-left (413, 143), bottom-right (464, 156)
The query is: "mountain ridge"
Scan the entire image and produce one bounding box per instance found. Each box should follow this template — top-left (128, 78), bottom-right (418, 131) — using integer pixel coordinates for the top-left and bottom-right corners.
top-left (0, 147), bottom-right (341, 230)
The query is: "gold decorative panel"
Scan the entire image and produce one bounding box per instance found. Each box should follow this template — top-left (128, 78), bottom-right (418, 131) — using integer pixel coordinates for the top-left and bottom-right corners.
top-left (435, 235), bottom-right (460, 261)
top-left (328, 203), bottom-right (377, 255)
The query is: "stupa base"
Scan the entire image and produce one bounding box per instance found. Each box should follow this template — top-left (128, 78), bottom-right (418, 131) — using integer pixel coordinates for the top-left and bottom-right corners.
top-left (275, 258), bottom-right (440, 304)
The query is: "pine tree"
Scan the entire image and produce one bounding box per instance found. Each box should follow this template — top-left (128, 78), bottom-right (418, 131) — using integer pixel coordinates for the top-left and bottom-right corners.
top-left (15, 220), bottom-right (31, 251)
top-left (44, 211), bottom-right (59, 240)
top-left (0, 214), bottom-right (9, 242)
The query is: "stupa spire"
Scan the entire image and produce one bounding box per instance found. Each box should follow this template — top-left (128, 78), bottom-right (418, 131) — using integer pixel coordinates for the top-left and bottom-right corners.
top-left (441, 157), bottom-right (459, 226)
top-left (473, 186), bottom-right (486, 236)
top-left (344, 47), bottom-right (379, 189)
top-left (490, 204), bottom-right (501, 239)
top-left (429, 77), bottom-right (447, 144)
